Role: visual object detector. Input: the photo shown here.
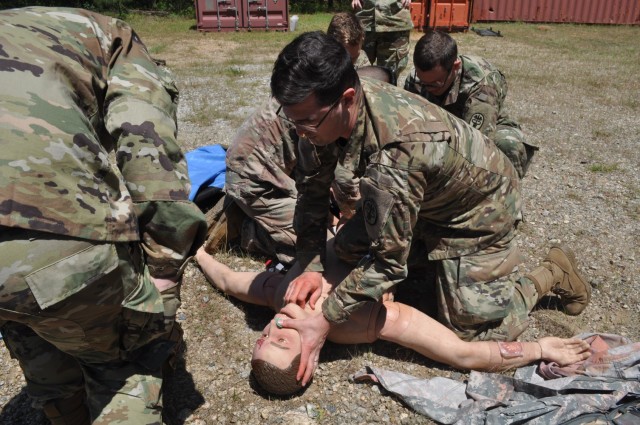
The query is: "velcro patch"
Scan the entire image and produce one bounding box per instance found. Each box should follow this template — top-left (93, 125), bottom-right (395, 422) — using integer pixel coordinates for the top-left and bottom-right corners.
top-left (359, 172), bottom-right (395, 239)
top-left (470, 113), bottom-right (485, 129)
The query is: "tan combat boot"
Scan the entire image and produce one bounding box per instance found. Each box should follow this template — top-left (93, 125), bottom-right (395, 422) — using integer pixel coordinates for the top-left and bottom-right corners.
top-left (526, 244), bottom-right (592, 315)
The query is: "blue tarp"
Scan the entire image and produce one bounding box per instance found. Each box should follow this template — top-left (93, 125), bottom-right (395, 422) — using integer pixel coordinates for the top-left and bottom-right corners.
top-left (185, 144), bottom-right (227, 201)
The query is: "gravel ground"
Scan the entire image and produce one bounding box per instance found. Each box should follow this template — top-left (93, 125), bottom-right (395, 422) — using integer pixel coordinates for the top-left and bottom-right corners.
top-left (1, 20), bottom-right (638, 425)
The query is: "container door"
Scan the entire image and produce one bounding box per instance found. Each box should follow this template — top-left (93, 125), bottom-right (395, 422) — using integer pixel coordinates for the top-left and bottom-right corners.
top-left (410, 1), bottom-right (427, 31)
top-left (243, 0), bottom-right (289, 31)
top-left (428, 0), bottom-right (470, 31)
top-left (196, 0), bottom-right (240, 32)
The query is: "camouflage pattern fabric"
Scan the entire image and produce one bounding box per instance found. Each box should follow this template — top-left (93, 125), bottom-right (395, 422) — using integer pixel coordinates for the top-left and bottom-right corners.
top-left (362, 30), bottom-right (411, 81)
top-left (0, 231), bottom-right (173, 422)
top-left (334, 197), bottom-right (539, 341)
top-left (0, 6), bottom-right (206, 278)
top-left (356, 0), bottom-right (413, 33)
top-left (355, 0), bottom-right (412, 80)
top-left (404, 55), bottom-right (538, 178)
top-left (293, 79), bottom-right (524, 335)
top-left (225, 97), bottom-right (300, 264)
top-left (0, 6), bottom-right (206, 422)
top-left (354, 50), bottom-right (373, 69)
top-left (225, 97), bottom-right (359, 264)
top-left (352, 333), bottom-right (640, 424)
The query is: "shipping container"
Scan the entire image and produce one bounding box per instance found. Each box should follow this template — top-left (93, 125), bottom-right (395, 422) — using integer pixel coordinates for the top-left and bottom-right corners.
top-left (411, 0), bottom-right (472, 32)
top-left (471, 0), bottom-right (640, 25)
top-left (195, 0), bottom-right (289, 32)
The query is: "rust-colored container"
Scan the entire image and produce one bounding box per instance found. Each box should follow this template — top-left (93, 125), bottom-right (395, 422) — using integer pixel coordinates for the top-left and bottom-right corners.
top-left (471, 0), bottom-right (640, 25)
top-left (411, 0), bottom-right (472, 32)
top-left (195, 0), bottom-right (289, 32)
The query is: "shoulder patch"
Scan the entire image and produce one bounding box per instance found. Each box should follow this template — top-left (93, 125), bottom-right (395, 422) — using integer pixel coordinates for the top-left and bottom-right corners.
top-left (470, 113), bottom-right (485, 129)
top-left (363, 199), bottom-right (378, 225)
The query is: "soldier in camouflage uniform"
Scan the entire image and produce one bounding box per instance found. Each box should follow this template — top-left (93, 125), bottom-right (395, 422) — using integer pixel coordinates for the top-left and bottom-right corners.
top-left (404, 30), bottom-right (538, 178)
top-left (0, 7), bottom-right (207, 424)
top-left (269, 32), bottom-right (591, 386)
top-left (225, 66), bottom-right (393, 265)
top-left (352, 0), bottom-right (413, 82)
top-left (225, 97), bottom-right (301, 265)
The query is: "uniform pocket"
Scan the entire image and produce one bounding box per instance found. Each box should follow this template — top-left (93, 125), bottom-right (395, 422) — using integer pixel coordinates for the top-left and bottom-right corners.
top-left (26, 243), bottom-right (119, 309)
top-left (120, 261), bottom-right (166, 354)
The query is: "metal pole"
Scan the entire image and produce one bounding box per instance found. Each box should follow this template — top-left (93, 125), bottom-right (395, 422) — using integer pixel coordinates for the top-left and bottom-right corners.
top-left (234, 0), bottom-right (239, 31)
top-left (216, 0), bottom-right (221, 31)
top-left (246, 0), bottom-right (252, 30)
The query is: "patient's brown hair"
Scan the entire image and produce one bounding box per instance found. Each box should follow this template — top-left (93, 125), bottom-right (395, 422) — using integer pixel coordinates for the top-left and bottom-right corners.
top-left (251, 354), bottom-right (303, 395)
top-left (327, 12), bottom-right (364, 47)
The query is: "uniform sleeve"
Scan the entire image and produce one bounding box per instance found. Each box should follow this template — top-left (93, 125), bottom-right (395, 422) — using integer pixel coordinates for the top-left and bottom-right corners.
top-left (225, 100), bottom-right (300, 247)
top-left (323, 154), bottom-right (423, 323)
top-left (462, 73), bottom-right (505, 140)
top-left (103, 20), bottom-right (206, 278)
top-left (294, 139), bottom-right (341, 273)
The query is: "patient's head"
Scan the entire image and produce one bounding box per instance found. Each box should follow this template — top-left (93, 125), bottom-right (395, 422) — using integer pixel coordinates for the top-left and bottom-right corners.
top-left (327, 12), bottom-right (365, 65)
top-left (251, 312), bottom-right (304, 395)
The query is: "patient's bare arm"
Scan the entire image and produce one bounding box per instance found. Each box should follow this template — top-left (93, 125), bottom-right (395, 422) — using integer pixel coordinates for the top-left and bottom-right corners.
top-left (195, 247), bottom-right (281, 309)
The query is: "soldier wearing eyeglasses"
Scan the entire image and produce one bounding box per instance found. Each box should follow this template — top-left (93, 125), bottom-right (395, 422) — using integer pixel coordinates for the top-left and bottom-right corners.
top-left (224, 67), bottom-right (392, 266)
top-left (271, 32), bottom-right (589, 388)
top-left (404, 30), bottom-right (538, 178)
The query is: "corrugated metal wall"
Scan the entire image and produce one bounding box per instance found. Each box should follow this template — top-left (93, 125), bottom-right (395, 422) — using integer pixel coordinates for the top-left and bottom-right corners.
top-left (471, 0), bottom-right (640, 25)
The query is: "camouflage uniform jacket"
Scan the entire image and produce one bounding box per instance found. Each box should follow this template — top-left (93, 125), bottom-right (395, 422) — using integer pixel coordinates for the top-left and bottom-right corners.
top-left (404, 55), bottom-right (521, 139)
top-left (0, 7), bottom-right (205, 279)
top-left (226, 98), bottom-right (361, 228)
top-left (226, 98), bottom-right (300, 215)
top-left (356, 0), bottom-right (413, 33)
top-left (293, 79), bottom-right (522, 323)
top-left (354, 51), bottom-right (373, 69)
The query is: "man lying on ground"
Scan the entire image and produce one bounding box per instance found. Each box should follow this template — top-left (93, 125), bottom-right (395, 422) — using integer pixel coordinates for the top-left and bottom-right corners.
top-left (195, 243), bottom-right (590, 396)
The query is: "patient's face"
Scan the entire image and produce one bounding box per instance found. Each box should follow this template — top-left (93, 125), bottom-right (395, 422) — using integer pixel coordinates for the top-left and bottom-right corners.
top-left (252, 312), bottom-right (302, 369)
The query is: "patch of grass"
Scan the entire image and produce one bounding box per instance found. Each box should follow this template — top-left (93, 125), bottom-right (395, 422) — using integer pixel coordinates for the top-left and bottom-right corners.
top-left (223, 66), bottom-right (245, 77)
top-left (148, 43), bottom-right (168, 55)
top-left (127, 14), bottom-right (195, 35)
top-left (588, 163), bottom-right (619, 173)
top-left (592, 128), bottom-right (613, 139)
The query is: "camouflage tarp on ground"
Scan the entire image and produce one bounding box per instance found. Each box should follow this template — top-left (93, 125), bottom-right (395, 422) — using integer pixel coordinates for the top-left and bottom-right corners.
top-left (351, 333), bottom-right (640, 424)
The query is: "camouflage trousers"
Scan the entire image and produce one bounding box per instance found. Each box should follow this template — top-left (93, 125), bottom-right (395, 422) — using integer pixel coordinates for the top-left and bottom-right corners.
top-left (0, 227), bottom-right (180, 424)
top-left (335, 216), bottom-right (540, 342)
top-left (494, 124), bottom-right (539, 179)
top-left (362, 30), bottom-right (410, 81)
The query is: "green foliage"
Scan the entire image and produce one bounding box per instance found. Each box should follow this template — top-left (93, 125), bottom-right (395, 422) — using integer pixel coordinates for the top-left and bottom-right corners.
top-left (588, 163), bottom-right (619, 173)
top-left (1, 0), bottom-right (345, 14)
top-left (289, 0), bottom-right (352, 13)
top-left (0, 0), bottom-right (194, 16)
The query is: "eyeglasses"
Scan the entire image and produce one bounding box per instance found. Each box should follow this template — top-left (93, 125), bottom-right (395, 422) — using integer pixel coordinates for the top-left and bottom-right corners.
top-left (411, 67), bottom-right (454, 92)
top-left (276, 96), bottom-right (342, 134)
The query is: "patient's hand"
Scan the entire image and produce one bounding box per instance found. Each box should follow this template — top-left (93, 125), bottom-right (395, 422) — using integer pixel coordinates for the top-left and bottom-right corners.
top-left (538, 337), bottom-right (590, 366)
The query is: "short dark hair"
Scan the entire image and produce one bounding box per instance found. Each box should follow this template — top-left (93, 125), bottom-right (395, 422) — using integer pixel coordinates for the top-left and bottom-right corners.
top-left (327, 12), bottom-right (364, 46)
top-left (271, 31), bottom-right (358, 107)
top-left (251, 354), bottom-right (303, 396)
top-left (413, 30), bottom-right (458, 72)
top-left (356, 65), bottom-right (395, 86)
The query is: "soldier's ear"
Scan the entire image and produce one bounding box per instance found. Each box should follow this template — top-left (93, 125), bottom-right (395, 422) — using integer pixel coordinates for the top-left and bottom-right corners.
top-left (453, 58), bottom-right (462, 72)
top-left (342, 87), bottom-right (356, 106)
